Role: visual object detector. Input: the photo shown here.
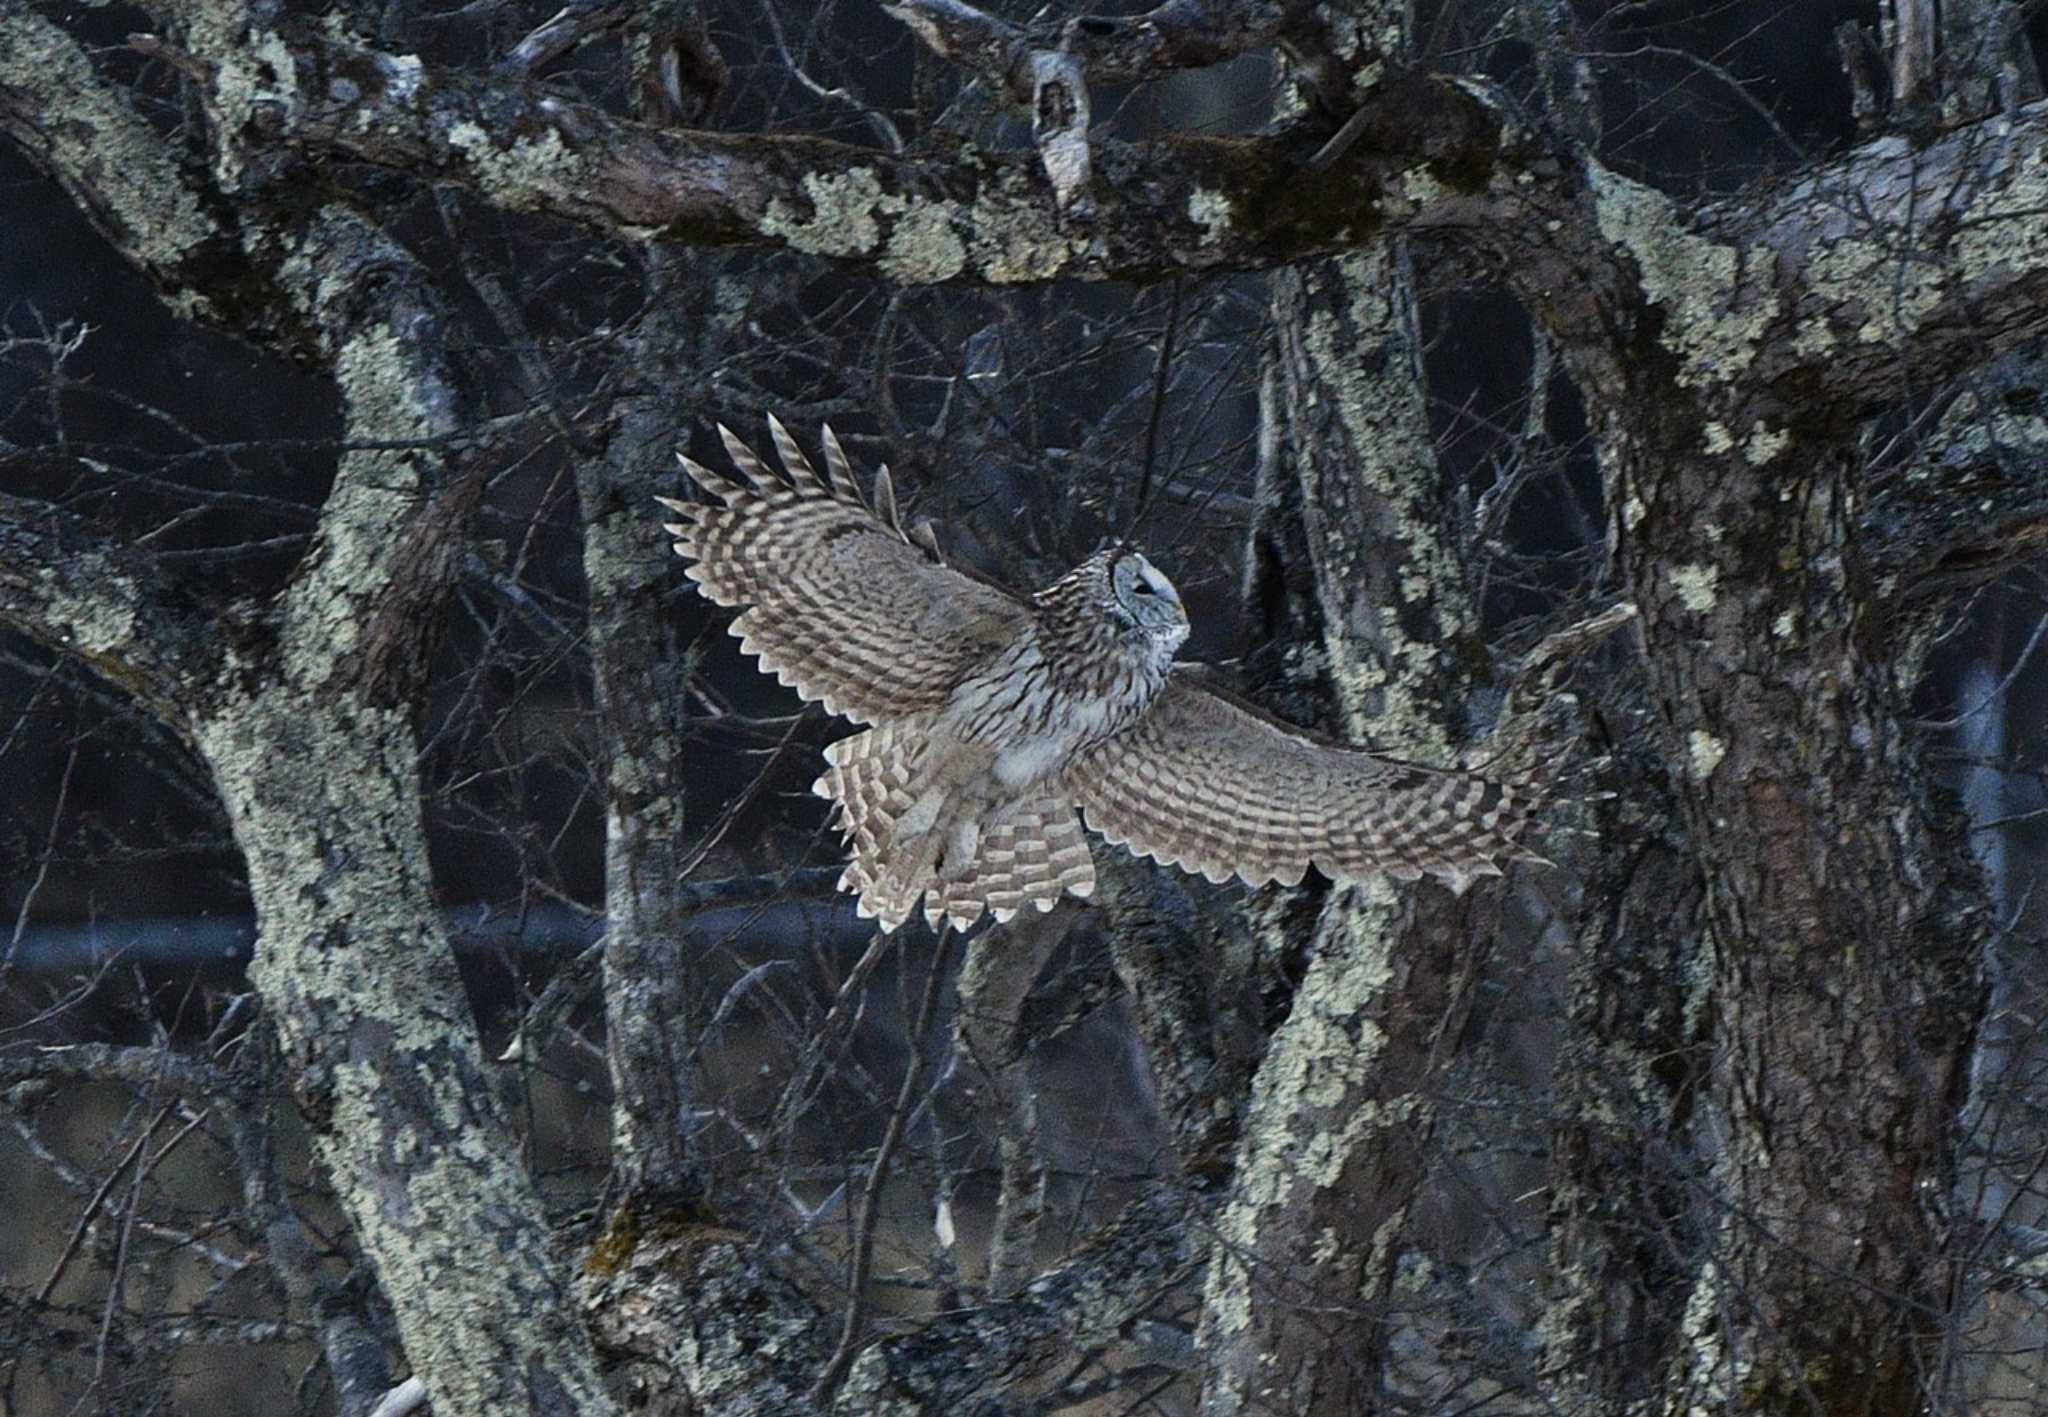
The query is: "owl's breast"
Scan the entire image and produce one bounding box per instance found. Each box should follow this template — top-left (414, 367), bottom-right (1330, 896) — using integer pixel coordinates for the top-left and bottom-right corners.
top-left (942, 625), bottom-right (1170, 792)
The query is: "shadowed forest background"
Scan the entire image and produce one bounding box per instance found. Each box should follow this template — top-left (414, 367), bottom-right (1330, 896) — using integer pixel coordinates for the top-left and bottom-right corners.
top-left (6, 0), bottom-right (2048, 1412)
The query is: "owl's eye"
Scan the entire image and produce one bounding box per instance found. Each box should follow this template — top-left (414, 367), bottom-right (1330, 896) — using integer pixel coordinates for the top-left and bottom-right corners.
top-left (1131, 580), bottom-right (1155, 597)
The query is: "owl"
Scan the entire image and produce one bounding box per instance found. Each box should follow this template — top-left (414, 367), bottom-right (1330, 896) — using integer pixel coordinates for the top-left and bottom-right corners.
top-left (656, 417), bottom-right (1542, 933)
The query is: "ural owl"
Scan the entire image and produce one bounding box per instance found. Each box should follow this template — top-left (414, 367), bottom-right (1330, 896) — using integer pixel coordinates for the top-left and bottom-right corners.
top-left (656, 417), bottom-right (1541, 932)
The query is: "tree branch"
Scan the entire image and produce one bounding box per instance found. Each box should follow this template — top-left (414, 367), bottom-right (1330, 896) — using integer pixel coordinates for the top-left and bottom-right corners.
top-left (0, 484), bottom-right (236, 731)
top-left (883, 0), bottom-right (1300, 102)
top-left (0, 14), bottom-right (225, 281)
top-left (834, 1186), bottom-right (1200, 1411)
top-left (72, 14), bottom-right (2048, 421)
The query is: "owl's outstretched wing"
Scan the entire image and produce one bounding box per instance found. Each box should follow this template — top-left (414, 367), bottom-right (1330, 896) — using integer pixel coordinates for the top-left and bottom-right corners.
top-left (1065, 669), bottom-right (1543, 895)
top-left (657, 417), bottom-right (1031, 724)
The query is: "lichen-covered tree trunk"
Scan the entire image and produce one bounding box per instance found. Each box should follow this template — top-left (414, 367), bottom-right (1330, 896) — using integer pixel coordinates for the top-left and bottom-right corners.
top-left (201, 698), bottom-right (612, 1415)
top-left (194, 207), bottom-right (618, 1416)
top-left (1611, 420), bottom-right (1982, 1412)
top-left (1198, 242), bottom-right (1498, 1412)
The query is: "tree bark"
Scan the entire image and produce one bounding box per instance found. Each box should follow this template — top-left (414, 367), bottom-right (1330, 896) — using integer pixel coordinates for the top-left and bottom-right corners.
top-left (1200, 240), bottom-right (1502, 1412)
top-left (201, 701), bottom-right (611, 1416)
top-left (1605, 415), bottom-right (1983, 1412)
top-left (6, 0), bottom-right (2043, 1409)
top-left (0, 136), bottom-right (620, 1417)
top-left (192, 206), bottom-right (618, 1412)
top-left (583, 254), bottom-right (711, 1208)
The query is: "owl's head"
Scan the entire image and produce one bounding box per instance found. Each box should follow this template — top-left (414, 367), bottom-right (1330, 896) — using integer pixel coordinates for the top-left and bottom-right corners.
top-left (1106, 549), bottom-right (1189, 651)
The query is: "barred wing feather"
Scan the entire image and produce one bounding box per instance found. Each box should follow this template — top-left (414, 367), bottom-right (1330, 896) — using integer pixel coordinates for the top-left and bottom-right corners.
top-left (1065, 671), bottom-right (1539, 895)
top-left (656, 416), bottom-right (1028, 724)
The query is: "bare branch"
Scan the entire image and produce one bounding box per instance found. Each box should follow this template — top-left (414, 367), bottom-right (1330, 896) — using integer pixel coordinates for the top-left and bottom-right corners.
top-left (1837, 20), bottom-right (1885, 133)
top-left (883, 0), bottom-right (1297, 101)
top-left (75, 12), bottom-right (2048, 428)
top-left (497, 0), bottom-right (726, 125)
top-left (813, 930), bottom-right (958, 1404)
top-left (835, 1186), bottom-right (1200, 1410)
top-left (951, 910), bottom-right (1073, 1295)
top-left (0, 485), bottom-right (233, 730)
top-left (1940, 0), bottom-right (2043, 121)
top-left (1888, 0), bottom-right (1939, 114)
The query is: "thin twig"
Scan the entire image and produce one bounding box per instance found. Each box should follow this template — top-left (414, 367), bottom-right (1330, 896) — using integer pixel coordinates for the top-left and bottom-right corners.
top-left (98, 1103), bottom-right (208, 1379)
top-left (768, 927), bottom-right (902, 1143)
top-left (1123, 280), bottom-right (1182, 548)
top-left (7, 738), bottom-right (79, 970)
top-left (38, 1100), bottom-right (177, 1305)
top-left (810, 927), bottom-right (958, 1405)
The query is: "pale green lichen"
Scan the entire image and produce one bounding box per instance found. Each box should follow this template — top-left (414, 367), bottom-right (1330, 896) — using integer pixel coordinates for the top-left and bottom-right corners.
top-left (762, 164), bottom-right (1076, 282)
top-left (1671, 562), bottom-right (1720, 614)
top-left (1744, 421), bottom-right (1790, 464)
top-left (880, 203), bottom-right (966, 284)
top-left (445, 119), bottom-right (578, 213)
top-left (762, 167), bottom-right (899, 258)
top-left (1199, 248), bottom-right (1465, 1364)
top-left (1802, 127), bottom-right (2048, 347)
top-left (1788, 309), bottom-right (1839, 360)
top-left (1187, 187), bottom-right (1233, 244)
top-left (1806, 235), bottom-right (1945, 345)
top-left (1201, 877), bottom-right (1401, 1341)
top-left (0, 15), bottom-right (218, 294)
top-left (41, 561), bottom-right (138, 658)
top-left (1301, 275), bottom-right (1473, 749)
top-left (194, 22), bottom-right (302, 192)
top-left (1310, 1226), bottom-right (1343, 1267)
top-left (1958, 132), bottom-right (2048, 277)
top-left (1397, 166), bottom-right (1447, 210)
top-left (1688, 729), bottom-right (1727, 780)
top-left (334, 324), bottom-right (440, 441)
top-left (1590, 165), bottom-right (1779, 388)
top-left (277, 244), bottom-right (364, 328)
top-left (1933, 388), bottom-right (2048, 472)
top-left (1702, 422), bottom-right (1734, 455)
top-left (966, 178), bottom-right (1082, 282)
top-left (1677, 1251), bottom-right (1744, 1409)
top-left (280, 324), bottom-right (438, 662)
top-left (203, 705), bottom-right (459, 1053)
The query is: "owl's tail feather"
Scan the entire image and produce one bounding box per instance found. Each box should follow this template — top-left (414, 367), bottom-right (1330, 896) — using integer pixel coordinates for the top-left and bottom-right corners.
top-left (814, 727), bottom-right (923, 931)
top-left (814, 729), bottom-right (1095, 933)
top-left (925, 796), bottom-right (1095, 933)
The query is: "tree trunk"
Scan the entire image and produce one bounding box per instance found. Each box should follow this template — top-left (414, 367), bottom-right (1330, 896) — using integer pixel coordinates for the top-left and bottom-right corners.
top-left (584, 254), bottom-right (710, 1208)
top-left (1613, 421), bottom-right (1983, 1413)
top-left (200, 698), bottom-right (615, 1415)
top-left (1200, 242), bottom-right (1499, 1412)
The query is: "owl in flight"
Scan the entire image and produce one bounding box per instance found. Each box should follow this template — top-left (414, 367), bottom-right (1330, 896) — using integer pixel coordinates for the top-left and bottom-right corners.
top-left (656, 417), bottom-right (1541, 933)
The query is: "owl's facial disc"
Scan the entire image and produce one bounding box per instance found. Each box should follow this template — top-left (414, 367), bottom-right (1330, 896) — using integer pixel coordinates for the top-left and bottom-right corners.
top-left (1113, 551), bottom-right (1189, 646)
